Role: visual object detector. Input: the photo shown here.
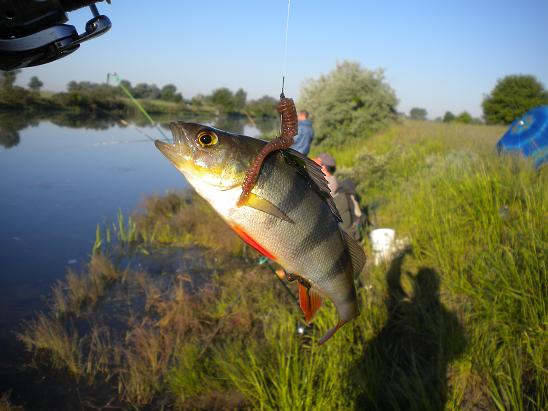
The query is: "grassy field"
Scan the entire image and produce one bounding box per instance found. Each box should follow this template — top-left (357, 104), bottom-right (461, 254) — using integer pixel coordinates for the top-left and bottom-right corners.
top-left (13, 120), bottom-right (547, 410)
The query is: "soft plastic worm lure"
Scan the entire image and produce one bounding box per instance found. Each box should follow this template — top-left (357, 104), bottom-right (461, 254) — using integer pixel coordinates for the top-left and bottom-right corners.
top-left (237, 95), bottom-right (298, 206)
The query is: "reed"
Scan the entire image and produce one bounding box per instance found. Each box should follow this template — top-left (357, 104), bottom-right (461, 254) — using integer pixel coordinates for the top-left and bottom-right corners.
top-left (17, 313), bottom-right (82, 377)
top-left (51, 254), bottom-right (123, 316)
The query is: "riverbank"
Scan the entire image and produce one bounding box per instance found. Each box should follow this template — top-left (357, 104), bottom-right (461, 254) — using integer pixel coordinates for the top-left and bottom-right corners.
top-left (3, 120), bottom-right (546, 410)
top-left (0, 86), bottom-right (278, 121)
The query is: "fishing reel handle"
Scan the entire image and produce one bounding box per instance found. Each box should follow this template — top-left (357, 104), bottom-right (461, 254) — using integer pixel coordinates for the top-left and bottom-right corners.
top-left (0, 0), bottom-right (112, 70)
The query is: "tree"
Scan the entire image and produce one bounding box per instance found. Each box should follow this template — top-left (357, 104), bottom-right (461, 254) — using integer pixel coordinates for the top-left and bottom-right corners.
top-left (299, 61), bottom-right (398, 146)
top-left (160, 84), bottom-right (177, 101)
top-left (119, 79), bottom-right (132, 92)
top-left (482, 75), bottom-right (548, 124)
top-left (443, 111), bottom-right (455, 122)
top-left (132, 83), bottom-right (160, 99)
top-left (209, 87), bottom-right (235, 113)
top-left (1, 69), bottom-right (21, 89)
top-left (233, 88), bottom-right (247, 112)
top-left (245, 95), bottom-right (278, 118)
top-left (409, 107), bottom-right (427, 121)
top-left (28, 76), bottom-right (43, 92)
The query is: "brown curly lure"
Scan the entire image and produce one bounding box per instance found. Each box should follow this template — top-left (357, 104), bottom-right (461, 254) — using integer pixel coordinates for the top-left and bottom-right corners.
top-left (237, 94), bottom-right (298, 206)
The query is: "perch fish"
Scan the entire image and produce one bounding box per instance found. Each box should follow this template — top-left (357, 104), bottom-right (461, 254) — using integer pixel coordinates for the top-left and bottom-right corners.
top-left (155, 122), bottom-right (365, 344)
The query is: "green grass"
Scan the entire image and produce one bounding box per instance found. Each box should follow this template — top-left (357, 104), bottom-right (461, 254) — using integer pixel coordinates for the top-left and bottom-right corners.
top-left (341, 120), bottom-right (546, 410)
top-left (19, 120), bottom-right (547, 410)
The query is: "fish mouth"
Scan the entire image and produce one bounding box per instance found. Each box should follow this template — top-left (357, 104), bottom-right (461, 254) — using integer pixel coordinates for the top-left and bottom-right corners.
top-left (154, 139), bottom-right (190, 168)
top-left (154, 122), bottom-right (195, 167)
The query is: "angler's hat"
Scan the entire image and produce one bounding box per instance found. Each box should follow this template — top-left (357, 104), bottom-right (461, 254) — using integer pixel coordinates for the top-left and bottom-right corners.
top-left (317, 153), bottom-right (336, 167)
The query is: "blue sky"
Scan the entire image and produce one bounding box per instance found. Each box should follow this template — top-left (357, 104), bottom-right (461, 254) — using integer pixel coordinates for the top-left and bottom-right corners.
top-left (16, 0), bottom-right (548, 119)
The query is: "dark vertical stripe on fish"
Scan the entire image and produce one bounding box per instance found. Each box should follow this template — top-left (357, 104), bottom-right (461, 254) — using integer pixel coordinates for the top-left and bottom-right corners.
top-left (296, 204), bottom-right (331, 256)
top-left (277, 168), bottom-right (307, 215)
top-left (327, 248), bottom-right (352, 279)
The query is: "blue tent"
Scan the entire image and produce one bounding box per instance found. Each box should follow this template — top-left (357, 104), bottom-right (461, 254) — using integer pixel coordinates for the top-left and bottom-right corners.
top-left (496, 105), bottom-right (548, 168)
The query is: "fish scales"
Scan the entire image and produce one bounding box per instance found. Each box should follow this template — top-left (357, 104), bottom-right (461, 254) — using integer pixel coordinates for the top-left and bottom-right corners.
top-left (234, 152), bottom-right (353, 296)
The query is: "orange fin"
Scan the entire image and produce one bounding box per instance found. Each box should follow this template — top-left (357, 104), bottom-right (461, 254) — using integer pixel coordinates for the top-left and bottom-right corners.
top-left (298, 283), bottom-right (323, 323)
top-left (318, 320), bottom-right (347, 346)
top-left (231, 224), bottom-right (276, 261)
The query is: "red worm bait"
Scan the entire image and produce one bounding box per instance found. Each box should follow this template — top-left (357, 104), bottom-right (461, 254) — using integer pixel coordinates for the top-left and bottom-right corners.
top-left (238, 96), bottom-right (298, 206)
top-left (278, 97), bottom-right (298, 140)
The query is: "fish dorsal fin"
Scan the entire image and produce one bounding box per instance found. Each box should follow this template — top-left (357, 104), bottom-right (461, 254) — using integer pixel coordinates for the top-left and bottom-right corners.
top-left (298, 282), bottom-right (323, 323)
top-left (282, 149), bottom-right (342, 222)
top-left (341, 229), bottom-right (366, 277)
top-left (243, 192), bottom-right (294, 223)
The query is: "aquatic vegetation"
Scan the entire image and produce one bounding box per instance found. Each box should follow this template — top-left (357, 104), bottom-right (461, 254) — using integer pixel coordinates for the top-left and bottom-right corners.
top-left (18, 120), bottom-right (546, 410)
top-left (51, 254), bottom-right (124, 316)
top-left (92, 192), bottom-right (244, 258)
top-left (18, 313), bottom-right (83, 377)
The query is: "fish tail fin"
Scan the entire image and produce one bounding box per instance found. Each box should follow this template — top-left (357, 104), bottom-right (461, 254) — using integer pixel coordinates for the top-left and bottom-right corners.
top-left (318, 320), bottom-right (347, 346)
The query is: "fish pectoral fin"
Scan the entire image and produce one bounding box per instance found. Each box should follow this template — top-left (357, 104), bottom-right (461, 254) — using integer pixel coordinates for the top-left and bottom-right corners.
top-left (242, 192), bottom-right (294, 223)
top-left (298, 282), bottom-right (323, 323)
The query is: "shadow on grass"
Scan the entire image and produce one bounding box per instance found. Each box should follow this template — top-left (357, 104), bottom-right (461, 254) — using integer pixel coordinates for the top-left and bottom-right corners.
top-left (350, 249), bottom-right (466, 410)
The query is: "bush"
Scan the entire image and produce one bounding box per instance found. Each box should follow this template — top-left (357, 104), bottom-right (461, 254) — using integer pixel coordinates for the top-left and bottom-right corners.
top-left (454, 111), bottom-right (473, 124)
top-left (482, 75), bottom-right (548, 124)
top-left (299, 60), bottom-right (398, 147)
top-left (52, 90), bottom-right (127, 113)
top-left (0, 86), bottom-right (35, 109)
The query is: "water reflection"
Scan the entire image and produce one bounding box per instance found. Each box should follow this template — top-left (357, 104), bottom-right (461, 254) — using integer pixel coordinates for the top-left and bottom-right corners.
top-left (212, 115), bottom-right (246, 134)
top-left (254, 117), bottom-right (279, 136)
top-left (49, 112), bottom-right (120, 130)
top-left (0, 113), bottom-right (39, 148)
top-left (0, 111), bottom-right (277, 149)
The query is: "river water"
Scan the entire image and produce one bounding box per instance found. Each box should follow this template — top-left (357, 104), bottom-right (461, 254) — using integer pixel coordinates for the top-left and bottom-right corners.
top-left (0, 113), bottom-right (275, 364)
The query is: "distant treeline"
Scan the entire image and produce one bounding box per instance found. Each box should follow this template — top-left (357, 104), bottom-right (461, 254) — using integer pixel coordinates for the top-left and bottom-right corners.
top-left (0, 70), bottom-right (280, 118)
top-left (2, 66), bottom-right (547, 127)
top-left (407, 107), bottom-right (483, 124)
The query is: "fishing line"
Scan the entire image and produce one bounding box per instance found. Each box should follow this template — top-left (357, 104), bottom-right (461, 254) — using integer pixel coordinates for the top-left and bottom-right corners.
top-left (281, 0), bottom-right (292, 95)
top-left (108, 72), bottom-right (171, 142)
top-left (93, 106), bottom-right (160, 143)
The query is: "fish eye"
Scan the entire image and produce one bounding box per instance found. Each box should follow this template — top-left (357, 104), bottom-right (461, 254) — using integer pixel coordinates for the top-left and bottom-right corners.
top-left (197, 131), bottom-right (218, 147)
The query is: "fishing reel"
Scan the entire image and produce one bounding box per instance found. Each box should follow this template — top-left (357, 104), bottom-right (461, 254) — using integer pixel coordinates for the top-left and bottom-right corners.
top-left (0, 0), bottom-right (112, 70)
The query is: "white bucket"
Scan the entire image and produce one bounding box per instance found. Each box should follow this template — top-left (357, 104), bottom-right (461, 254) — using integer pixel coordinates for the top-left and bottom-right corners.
top-left (370, 228), bottom-right (396, 265)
